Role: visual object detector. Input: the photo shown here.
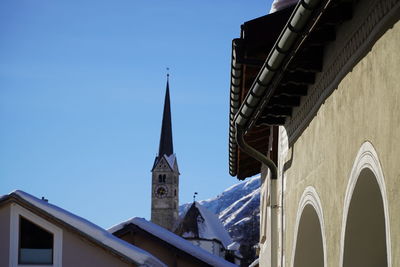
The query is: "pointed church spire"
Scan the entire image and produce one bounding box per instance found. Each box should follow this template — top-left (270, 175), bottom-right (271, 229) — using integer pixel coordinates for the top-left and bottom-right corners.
top-left (151, 73), bottom-right (179, 231)
top-left (158, 74), bottom-right (174, 157)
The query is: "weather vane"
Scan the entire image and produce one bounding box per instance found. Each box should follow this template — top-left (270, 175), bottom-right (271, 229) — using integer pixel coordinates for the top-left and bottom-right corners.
top-left (193, 192), bottom-right (198, 202)
top-left (166, 67), bottom-right (170, 79)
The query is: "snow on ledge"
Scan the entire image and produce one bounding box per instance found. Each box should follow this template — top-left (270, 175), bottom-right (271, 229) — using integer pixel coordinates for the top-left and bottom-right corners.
top-left (10, 190), bottom-right (165, 267)
top-left (164, 154), bottom-right (176, 170)
top-left (109, 217), bottom-right (238, 267)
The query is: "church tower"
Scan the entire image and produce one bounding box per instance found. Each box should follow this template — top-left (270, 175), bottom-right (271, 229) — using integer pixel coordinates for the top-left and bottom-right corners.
top-left (151, 75), bottom-right (179, 231)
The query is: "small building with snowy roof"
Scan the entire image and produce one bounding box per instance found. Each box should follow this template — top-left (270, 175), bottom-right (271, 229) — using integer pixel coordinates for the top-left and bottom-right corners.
top-left (174, 201), bottom-right (241, 265)
top-left (0, 190), bottom-right (164, 267)
top-left (108, 217), bottom-right (238, 267)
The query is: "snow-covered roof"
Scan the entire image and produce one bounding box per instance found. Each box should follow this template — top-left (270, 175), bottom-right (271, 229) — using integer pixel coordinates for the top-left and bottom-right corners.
top-left (4, 190), bottom-right (165, 267)
top-left (163, 153), bottom-right (176, 170)
top-left (152, 153), bottom-right (178, 172)
top-left (176, 201), bottom-right (233, 248)
top-left (108, 217), bottom-right (238, 267)
top-left (270, 0), bottom-right (298, 13)
top-left (178, 176), bottom-right (260, 259)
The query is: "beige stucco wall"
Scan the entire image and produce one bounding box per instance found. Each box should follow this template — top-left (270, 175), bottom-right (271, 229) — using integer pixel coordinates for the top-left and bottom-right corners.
top-left (0, 204), bottom-right (11, 266)
top-left (62, 229), bottom-right (135, 267)
top-left (0, 201), bottom-right (136, 267)
top-left (259, 17), bottom-right (400, 267)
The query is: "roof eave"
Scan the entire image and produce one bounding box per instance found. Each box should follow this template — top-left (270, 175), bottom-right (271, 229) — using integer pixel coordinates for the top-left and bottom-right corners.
top-left (2, 193), bottom-right (161, 267)
top-left (228, 0), bottom-right (331, 179)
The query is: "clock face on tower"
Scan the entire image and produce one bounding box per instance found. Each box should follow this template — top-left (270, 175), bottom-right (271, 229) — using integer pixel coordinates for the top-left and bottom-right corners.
top-left (155, 185), bottom-right (168, 198)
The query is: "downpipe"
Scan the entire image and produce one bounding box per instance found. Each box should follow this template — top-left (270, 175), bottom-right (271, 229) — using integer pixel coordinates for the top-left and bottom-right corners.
top-left (235, 125), bottom-right (280, 267)
top-left (235, 125), bottom-right (277, 180)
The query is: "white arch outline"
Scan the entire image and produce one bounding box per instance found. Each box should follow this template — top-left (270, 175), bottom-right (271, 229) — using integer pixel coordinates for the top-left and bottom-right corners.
top-left (339, 141), bottom-right (392, 267)
top-left (290, 186), bottom-right (327, 267)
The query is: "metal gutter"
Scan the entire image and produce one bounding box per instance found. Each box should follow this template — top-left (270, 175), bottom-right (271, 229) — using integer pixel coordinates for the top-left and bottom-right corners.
top-left (228, 39), bottom-right (243, 176)
top-left (229, 0), bottom-right (331, 179)
top-left (234, 0), bottom-right (324, 131)
top-left (232, 1), bottom-right (329, 267)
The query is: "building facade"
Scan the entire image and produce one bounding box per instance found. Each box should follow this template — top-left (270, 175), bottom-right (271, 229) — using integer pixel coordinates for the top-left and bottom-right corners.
top-left (228, 0), bottom-right (400, 266)
top-left (174, 201), bottom-right (239, 264)
top-left (109, 217), bottom-right (238, 267)
top-left (151, 76), bottom-right (179, 231)
top-left (0, 191), bottom-right (164, 267)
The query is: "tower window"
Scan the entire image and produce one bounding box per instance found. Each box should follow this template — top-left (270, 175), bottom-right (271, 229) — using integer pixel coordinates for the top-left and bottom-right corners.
top-left (19, 216), bottom-right (53, 264)
top-left (174, 189), bottom-right (176, 196)
top-left (158, 174), bottom-right (166, 183)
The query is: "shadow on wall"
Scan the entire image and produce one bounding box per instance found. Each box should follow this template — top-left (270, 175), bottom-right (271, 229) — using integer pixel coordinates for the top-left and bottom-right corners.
top-left (343, 168), bottom-right (387, 267)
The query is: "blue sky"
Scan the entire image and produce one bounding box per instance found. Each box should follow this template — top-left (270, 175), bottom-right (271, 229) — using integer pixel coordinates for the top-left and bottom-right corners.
top-left (0, 0), bottom-right (273, 228)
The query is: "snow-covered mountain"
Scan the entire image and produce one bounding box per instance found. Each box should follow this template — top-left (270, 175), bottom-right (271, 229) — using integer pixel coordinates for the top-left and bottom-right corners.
top-left (179, 176), bottom-right (260, 264)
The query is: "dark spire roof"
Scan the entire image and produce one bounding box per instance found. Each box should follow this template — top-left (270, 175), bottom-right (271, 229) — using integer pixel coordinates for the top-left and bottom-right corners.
top-left (174, 202), bottom-right (201, 238)
top-left (158, 76), bottom-right (174, 157)
top-left (174, 202), bottom-right (233, 247)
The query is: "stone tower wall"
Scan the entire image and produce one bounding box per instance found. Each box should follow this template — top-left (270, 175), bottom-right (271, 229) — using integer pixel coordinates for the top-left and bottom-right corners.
top-left (151, 157), bottom-right (179, 231)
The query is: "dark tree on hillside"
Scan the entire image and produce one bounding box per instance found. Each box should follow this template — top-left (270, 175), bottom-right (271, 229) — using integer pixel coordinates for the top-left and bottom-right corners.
top-left (228, 206), bottom-right (260, 266)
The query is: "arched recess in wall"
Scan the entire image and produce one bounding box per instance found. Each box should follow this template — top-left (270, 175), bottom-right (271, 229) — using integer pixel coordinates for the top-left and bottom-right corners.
top-left (291, 187), bottom-right (326, 267)
top-left (340, 141), bottom-right (391, 267)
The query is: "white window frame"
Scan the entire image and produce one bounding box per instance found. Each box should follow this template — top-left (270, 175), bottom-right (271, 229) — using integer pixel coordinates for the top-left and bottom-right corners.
top-left (9, 203), bottom-right (63, 267)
